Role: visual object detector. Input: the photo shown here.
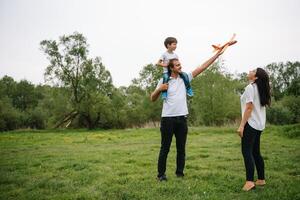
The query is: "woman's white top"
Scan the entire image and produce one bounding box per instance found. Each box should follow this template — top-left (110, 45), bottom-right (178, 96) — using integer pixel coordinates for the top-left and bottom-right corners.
top-left (240, 83), bottom-right (266, 131)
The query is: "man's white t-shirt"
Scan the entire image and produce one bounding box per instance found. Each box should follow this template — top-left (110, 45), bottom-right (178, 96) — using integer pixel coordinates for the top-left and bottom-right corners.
top-left (160, 51), bottom-right (179, 73)
top-left (156, 72), bottom-right (193, 117)
top-left (240, 83), bottom-right (266, 131)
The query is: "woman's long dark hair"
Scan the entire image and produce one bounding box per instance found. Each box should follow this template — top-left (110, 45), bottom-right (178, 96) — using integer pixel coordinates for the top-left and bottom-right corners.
top-left (254, 68), bottom-right (271, 106)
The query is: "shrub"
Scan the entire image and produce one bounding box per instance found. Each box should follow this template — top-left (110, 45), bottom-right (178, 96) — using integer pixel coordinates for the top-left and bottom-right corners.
top-left (267, 104), bottom-right (294, 125)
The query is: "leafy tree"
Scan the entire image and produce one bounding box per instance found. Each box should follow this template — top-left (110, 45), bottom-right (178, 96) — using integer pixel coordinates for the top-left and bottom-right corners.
top-left (266, 61), bottom-right (300, 100)
top-left (109, 88), bottom-right (128, 128)
top-left (0, 75), bottom-right (16, 99)
top-left (281, 95), bottom-right (300, 123)
top-left (190, 64), bottom-right (241, 126)
top-left (40, 32), bottom-right (113, 128)
top-left (131, 63), bottom-right (162, 124)
top-left (12, 80), bottom-right (41, 111)
top-left (0, 97), bottom-right (21, 131)
top-left (267, 103), bottom-right (293, 125)
top-left (132, 63), bottom-right (162, 93)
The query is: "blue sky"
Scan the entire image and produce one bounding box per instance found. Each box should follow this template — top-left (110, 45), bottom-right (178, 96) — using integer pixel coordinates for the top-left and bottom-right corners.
top-left (0, 0), bottom-right (299, 86)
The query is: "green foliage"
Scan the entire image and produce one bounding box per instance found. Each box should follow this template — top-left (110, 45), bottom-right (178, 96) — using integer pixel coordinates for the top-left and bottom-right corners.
top-left (12, 80), bottom-right (42, 111)
top-left (280, 95), bottom-right (300, 123)
top-left (0, 75), bottom-right (16, 99)
top-left (129, 63), bottom-right (162, 125)
top-left (267, 95), bottom-right (300, 125)
top-left (132, 63), bottom-right (162, 93)
top-left (267, 104), bottom-right (294, 125)
top-left (266, 61), bottom-right (300, 100)
top-left (40, 32), bottom-right (113, 129)
top-left (123, 86), bottom-right (148, 127)
top-left (37, 86), bottom-right (73, 128)
top-left (190, 64), bottom-right (241, 126)
top-left (1, 31), bottom-right (299, 130)
top-left (0, 97), bottom-right (21, 131)
top-left (108, 88), bottom-right (128, 128)
top-left (25, 107), bottom-right (47, 129)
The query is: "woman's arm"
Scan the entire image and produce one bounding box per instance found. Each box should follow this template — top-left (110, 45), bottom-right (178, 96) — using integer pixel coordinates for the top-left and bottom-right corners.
top-left (237, 102), bottom-right (254, 137)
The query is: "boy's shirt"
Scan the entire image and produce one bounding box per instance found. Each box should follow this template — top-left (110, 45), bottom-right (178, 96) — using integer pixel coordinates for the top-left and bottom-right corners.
top-left (160, 51), bottom-right (178, 73)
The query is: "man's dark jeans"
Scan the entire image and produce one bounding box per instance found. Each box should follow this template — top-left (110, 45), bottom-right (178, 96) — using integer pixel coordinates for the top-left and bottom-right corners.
top-left (157, 116), bottom-right (188, 177)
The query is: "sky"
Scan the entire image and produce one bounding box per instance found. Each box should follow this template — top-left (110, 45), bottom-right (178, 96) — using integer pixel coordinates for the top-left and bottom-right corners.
top-left (0, 0), bottom-right (299, 87)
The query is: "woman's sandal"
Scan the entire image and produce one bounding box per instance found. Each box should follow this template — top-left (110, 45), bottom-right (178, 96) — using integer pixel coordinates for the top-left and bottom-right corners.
top-left (255, 180), bottom-right (266, 186)
top-left (242, 185), bottom-right (256, 191)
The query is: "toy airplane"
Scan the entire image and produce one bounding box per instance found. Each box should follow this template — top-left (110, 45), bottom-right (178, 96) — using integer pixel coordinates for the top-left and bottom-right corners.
top-left (212, 33), bottom-right (237, 52)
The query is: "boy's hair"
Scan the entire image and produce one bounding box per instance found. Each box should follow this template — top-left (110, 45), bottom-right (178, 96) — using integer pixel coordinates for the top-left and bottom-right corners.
top-left (164, 37), bottom-right (177, 48)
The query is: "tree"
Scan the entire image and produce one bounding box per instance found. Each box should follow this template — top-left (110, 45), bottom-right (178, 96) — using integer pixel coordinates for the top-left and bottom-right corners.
top-left (12, 80), bottom-right (41, 111)
top-left (131, 63), bottom-right (162, 94)
top-left (131, 63), bottom-right (162, 125)
top-left (0, 97), bottom-right (21, 131)
top-left (266, 61), bottom-right (300, 100)
top-left (190, 63), bottom-right (241, 126)
top-left (40, 32), bottom-right (113, 128)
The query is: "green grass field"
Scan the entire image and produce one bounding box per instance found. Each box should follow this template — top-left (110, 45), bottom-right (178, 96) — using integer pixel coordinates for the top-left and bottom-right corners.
top-left (0, 125), bottom-right (299, 200)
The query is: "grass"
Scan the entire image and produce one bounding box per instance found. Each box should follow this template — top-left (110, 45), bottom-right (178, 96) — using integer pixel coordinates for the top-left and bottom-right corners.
top-left (0, 125), bottom-right (299, 200)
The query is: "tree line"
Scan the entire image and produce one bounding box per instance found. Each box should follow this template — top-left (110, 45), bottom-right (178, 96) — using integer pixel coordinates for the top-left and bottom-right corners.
top-left (0, 33), bottom-right (299, 131)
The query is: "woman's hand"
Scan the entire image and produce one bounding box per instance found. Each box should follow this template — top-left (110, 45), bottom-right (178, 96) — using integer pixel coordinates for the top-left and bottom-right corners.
top-left (237, 125), bottom-right (244, 138)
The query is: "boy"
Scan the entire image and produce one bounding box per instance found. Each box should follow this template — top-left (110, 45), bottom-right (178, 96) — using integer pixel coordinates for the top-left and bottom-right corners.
top-left (157, 37), bottom-right (193, 99)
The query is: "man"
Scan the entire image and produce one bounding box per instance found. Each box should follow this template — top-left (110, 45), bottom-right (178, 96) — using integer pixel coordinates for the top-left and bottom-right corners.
top-left (150, 41), bottom-right (236, 181)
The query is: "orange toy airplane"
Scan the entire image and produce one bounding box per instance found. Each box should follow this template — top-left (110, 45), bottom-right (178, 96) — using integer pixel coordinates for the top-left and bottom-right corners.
top-left (212, 33), bottom-right (237, 52)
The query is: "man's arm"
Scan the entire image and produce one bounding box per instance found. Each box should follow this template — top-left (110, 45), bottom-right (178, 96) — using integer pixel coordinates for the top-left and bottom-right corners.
top-left (192, 40), bottom-right (236, 78)
top-left (150, 83), bottom-right (168, 102)
top-left (191, 51), bottom-right (221, 78)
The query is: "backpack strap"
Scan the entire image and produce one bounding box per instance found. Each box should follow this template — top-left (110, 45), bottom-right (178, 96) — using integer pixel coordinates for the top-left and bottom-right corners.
top-left (179, 72), bottom-right (190, 88)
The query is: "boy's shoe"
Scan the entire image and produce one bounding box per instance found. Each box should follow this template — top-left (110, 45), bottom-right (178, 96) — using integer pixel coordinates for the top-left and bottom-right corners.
top-left (161, 91), bottom-right (168, 100)
top-left (187, 87), bottom-right (194, 97)
top-left (157, 175), bottom-right (167, 182)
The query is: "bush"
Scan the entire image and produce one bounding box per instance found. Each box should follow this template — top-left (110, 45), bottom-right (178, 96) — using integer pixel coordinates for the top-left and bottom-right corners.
top-left (0, 98), bottom-right (21, 131)
top-left (267, 104), bottom-right (294, 125)
top-left (281, 95), bottom-right (300, 123)
top-left (26, 108), bottom-right (46, 129)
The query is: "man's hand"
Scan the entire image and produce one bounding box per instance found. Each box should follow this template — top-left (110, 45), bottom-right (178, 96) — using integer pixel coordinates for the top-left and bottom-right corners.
top-left (159, 83), bottom-right (168, 91)
top-left (217, 40), bottom-right (237, 56)
top-left (150, 83), bottom-right (168, 102)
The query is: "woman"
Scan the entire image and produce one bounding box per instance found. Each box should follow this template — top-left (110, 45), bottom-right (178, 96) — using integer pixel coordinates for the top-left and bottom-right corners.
top-left (237, 68), bottom-right (271, 191)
